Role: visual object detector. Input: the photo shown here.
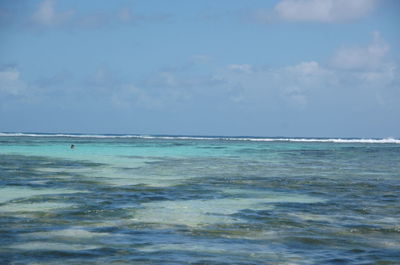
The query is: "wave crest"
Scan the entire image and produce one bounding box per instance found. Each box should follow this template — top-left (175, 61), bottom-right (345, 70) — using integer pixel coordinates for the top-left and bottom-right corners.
top-left (0, 133), bottom-right (399, 144)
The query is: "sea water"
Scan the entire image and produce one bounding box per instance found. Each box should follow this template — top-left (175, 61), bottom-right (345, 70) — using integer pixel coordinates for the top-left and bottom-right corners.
top-left (0, 133), bottom-right (399, 264)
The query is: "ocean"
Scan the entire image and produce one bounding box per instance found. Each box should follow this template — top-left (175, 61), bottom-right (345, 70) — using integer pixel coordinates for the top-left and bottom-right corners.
top-left (0, 133), bottom-right (399, 264)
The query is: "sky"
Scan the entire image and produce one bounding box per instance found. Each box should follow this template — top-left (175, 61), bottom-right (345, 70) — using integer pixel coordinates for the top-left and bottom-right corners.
top-left (0, 0), bottom-right (399, 137)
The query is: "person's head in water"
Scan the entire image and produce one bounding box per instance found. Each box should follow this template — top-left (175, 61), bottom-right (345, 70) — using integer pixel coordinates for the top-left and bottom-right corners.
top-left (70, 144), bottom-right (75, 149)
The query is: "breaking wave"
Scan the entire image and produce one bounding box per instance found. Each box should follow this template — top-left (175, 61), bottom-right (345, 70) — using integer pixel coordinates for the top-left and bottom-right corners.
top-left (1, 132), bottom-right (399, 144)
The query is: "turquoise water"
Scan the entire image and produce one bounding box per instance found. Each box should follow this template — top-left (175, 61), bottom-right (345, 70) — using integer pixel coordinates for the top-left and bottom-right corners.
top-left (0, 134), bottom-right (399, 264)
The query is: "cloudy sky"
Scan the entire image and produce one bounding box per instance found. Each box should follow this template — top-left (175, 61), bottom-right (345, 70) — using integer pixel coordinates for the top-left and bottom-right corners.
top-left (1, 0), bottom-right (399, 137)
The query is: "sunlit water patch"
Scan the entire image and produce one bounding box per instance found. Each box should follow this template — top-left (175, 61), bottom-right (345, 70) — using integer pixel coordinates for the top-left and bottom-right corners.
top-left (25, 228), bottom-right (110, 239)
top-left (9, 242), bottom-right (101, 251)
top-left (0, 134), bottom-right (399, 264)
top-left (0, 186), bottom-right (83, 203)
top-left (0, 202), bottom-right (73, 213)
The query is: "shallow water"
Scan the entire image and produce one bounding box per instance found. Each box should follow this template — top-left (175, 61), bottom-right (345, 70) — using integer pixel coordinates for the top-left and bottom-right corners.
top-left (0, 134), bottom-right (399, 264)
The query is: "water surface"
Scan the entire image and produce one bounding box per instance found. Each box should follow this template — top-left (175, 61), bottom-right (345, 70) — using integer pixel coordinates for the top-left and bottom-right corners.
top-left (1, 134), bottom-right (399, 264)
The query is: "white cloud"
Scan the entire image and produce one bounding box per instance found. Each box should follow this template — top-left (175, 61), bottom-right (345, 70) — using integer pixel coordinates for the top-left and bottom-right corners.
top-left (332, 31), bottom-right (389, 70)
top-left (31, 0), bottom-right (74, 26)
top-left (228, 64), bottom-right (253, 74)
top-left (285, 61), bottom-right (326, 75)
top-left (218, 44), bottom-right (399, 110)
top-left (256, 0), bottom-right (378, 23)
top-left (356, 64), bottom-right (397, 87)
top-left (218, 61), bottom-right (335, 109)
top-left (282, 61), bottom-right (334, 107)
top-left (0, 67), bottom-right (27, 95)
top-left (26, 1), bottom-right (169, 29)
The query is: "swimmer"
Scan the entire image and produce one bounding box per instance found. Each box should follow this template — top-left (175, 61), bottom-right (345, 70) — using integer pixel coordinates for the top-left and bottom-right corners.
top-left (70, 144), bottom-right (75, 149)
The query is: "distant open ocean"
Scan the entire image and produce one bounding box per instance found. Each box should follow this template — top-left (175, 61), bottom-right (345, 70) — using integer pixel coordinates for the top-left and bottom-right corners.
top-left (1, 133), bottom-right (399, 264)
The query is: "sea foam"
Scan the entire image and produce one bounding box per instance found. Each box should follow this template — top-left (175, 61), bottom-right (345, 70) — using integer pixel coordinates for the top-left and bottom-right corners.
top-left (1, 132), bottom-right (399, 144)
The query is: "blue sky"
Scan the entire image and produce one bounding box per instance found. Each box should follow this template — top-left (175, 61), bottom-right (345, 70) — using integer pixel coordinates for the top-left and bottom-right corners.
top-left (1, 0), bottom-right (399, 137)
